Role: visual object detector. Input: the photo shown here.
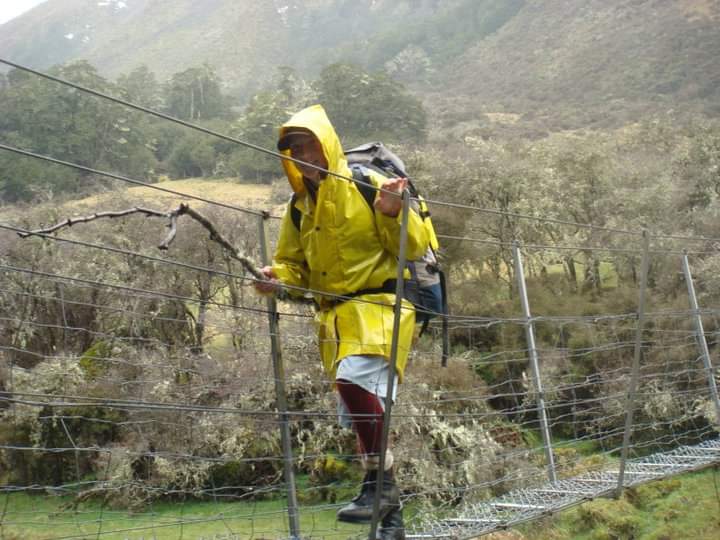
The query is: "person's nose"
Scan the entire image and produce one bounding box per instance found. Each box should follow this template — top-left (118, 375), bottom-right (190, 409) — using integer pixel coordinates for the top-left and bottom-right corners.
top-left (293, 148), bottom-right (310, 163)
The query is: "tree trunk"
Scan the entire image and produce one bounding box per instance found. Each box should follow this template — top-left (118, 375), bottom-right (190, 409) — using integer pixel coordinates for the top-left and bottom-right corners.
top-left (582, 252), bottom-right (601, 292)
top-left (193, 299), bottom-right (207, 354)
top-left (225, 258), bottom-right (245, 350)
top-left (564, 256), bottom-right (578, 291)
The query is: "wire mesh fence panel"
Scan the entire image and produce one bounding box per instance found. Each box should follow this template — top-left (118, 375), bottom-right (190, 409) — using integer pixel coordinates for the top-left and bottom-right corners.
top-left (0, 58), bottom-right (719, 540)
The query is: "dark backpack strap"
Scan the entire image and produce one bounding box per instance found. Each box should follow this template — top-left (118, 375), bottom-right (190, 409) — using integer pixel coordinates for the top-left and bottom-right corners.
top-left (418, 314), bottom-right (431, 339)
top-left (289, 170), bottom-right (374, 231)
top-left (289, 193), bottom-right (301, 231)
top-left (348, 279), bottom-right (397, 299)
top-left (439, 269), bottom-right (450, 367)
top-left (323, 279), bottom-right (397, 309)
top-left (350, 166), bottom-right (377, 211)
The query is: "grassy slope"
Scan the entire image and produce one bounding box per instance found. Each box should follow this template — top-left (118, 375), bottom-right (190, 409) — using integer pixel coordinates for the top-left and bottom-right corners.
top-left (515, 468), bottom-right (720, 540)
top-left (0, 178), bottom-right (276, 223)
top-left (69, 177), bottom-right (274, 209)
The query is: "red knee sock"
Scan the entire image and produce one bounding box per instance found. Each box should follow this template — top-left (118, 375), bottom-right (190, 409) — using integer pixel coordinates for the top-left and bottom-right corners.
top-left (336, 379), bottom-right (384, 455)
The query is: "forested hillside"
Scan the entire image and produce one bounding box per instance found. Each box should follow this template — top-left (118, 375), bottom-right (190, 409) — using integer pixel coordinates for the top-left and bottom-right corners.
top-left (0, 60), bottom-right (426, 202)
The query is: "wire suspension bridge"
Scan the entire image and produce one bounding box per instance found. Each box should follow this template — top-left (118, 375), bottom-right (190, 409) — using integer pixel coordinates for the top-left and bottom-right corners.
top-left (0, 59), bottom-right (719, 540)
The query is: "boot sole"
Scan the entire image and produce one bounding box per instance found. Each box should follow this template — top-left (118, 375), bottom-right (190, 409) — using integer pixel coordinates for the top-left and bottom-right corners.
top-left (378, 532), bottom-right (406, 540)
top-left (336, 504), bottom-right (397, 524)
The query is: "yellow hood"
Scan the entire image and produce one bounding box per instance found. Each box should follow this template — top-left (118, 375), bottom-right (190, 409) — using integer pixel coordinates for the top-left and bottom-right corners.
top-left (279, 104), bottom-right (349, 196)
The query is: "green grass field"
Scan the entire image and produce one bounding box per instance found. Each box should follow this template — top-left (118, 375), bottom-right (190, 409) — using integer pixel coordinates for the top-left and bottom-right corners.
top-left (2, 468), bottom-right (718, 539)
top-left (0, 493), bottom-right (367, 539)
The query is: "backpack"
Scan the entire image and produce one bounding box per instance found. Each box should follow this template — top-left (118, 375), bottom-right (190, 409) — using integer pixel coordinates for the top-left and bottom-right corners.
top-left (289, 142), bottom-right (450, 364)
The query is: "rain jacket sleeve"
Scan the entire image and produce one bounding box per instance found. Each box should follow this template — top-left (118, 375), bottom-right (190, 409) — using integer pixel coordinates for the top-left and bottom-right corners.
top-left (272, 200), bottom-right (309, 292)
top-left (367, 171), bottom-right (430, 262)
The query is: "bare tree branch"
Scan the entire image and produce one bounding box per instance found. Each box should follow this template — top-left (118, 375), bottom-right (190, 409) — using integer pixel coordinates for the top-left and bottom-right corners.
top-left (18, 208), bottom-right (171, 237)
top-left (170, 204), bottom-right (265, 281)
top-left (18, 203), bottom-right (266, 281)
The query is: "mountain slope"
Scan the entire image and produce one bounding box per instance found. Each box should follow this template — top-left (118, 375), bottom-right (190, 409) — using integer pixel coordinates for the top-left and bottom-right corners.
top-left (1, 0), bottom-right (718, 128)
top-left (0, 1), bottom-right (480, 92)
top-left (0, 0), bottom-right (289, 97)
top-left (431, 0), bottom-right (720, 129)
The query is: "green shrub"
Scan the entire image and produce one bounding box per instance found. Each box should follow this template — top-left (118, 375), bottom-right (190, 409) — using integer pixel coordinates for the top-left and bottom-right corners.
top-left (300, 454), bottom-right (357, 504)
top-left (78, 341), bottom-right (112, 380)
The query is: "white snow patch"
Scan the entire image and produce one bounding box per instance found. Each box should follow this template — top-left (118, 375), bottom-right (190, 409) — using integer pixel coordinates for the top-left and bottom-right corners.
top-left (275, 4), bottom-right (289, 26)
top-left (98, 0), bottom-right (128, 10)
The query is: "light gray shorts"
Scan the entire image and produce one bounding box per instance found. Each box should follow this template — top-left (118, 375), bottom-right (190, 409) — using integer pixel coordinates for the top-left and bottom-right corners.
top-left (335, 354), bottom-right (398, 428)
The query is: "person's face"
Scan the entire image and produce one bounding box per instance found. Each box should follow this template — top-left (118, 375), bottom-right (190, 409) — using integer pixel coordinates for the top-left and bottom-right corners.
top-left (289, 135), bottom-right (327, 184)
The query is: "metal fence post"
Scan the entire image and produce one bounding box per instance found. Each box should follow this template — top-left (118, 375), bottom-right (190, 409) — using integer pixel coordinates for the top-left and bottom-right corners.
top-left (616, 229), bottom-right (650, 497)
top-left (369, 190), bottom-right (411, 540)
top-left (257, 214), bottom-right (301, 539)
top-left (512, 241), bottom-right (557, 484)
top-left (681, 251), bottom-right (720, 424)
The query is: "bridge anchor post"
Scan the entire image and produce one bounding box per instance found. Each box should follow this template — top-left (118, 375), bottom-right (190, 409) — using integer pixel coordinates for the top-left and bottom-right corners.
top-left (616, 229), bottom-right (651, 497)
top-left (512, 241), bottom-right (557, 484)
top-left (258, 213), bottom-right (302, 540)
top-left (681, 251), bottom-right (720, 425)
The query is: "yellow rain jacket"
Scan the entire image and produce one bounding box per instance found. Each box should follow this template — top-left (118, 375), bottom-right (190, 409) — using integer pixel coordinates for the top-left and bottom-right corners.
top-left (272, 105), bottom-right (430, 381)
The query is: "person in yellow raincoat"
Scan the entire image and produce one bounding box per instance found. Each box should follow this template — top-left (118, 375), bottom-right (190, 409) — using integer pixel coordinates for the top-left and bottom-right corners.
top-left (255, 104), bottom-right (429, 539)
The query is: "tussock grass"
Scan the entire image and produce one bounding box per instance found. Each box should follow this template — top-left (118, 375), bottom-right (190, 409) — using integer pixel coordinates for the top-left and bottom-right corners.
top-left (517, 467), bottom-right (720, 540)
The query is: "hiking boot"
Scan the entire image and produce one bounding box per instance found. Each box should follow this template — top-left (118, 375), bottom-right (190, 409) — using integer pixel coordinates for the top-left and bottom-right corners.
top-left (336, 469), bottom-right (400, 524)
top-left (377, 505), bottom-right (405, 540)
